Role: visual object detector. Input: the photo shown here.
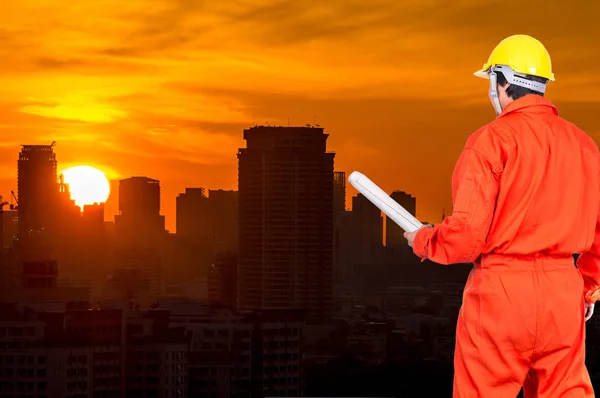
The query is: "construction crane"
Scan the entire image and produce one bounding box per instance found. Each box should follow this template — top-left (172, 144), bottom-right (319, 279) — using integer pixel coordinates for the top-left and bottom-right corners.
top-left (0, 196), bottom-right (8, 213)
top-left (10, 191), bottom-right (18, 210)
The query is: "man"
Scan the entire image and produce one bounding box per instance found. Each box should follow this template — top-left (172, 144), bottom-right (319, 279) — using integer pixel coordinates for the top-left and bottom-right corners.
top-left (404, 34), bottom-right (600, 397)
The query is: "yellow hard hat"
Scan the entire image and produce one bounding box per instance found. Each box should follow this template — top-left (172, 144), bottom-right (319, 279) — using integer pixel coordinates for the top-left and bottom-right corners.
top-left (474, 34), bottom-right (555, 81)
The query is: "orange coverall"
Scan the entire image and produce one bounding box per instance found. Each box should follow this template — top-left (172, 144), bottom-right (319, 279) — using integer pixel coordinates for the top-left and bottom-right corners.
top-left (412, 94), bottom-right (600, 397)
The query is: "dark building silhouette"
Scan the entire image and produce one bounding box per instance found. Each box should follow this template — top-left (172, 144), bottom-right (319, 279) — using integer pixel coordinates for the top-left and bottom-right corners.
top-left (54, 175), bottom-right (84, 276)
top-left (174, 188), bottom-right (238, 282)
top-left (333, 171), bottom-right (348, 294)
top-left (208, 251), bottom-right (238, 307)
top-left (17, 144), bottom-right (59, 235)
top-left (10, 144), bottom-right (64, 291)
top-left (115, 177), bottom-right (165, 246)
top-left (174, 188), bottom-right (212, 281)
top-left (82, 203), bottom-right (105, 227)
top-left (113, 177), bottom-right (166, 307)
top-left (333, 210), bottom-right (356, 295)
top-left (126, 309), bottom-right (188, 397)
top-left (333, 171), bottom-right (346, 218)
top-left (352, 194), bottom-right (383, 263)
top-left (177, 188), bottom-right (238, 254)
top-left (208, 189), bottom-right (238, 254)
top-left (103, 179), bottom-right (120, 222)
top-left (0, 210), bottom-right (18, 249)
top-left (176, 188), bottom-right (211, 243)
top-left (237, 126), bottom-right (334, 323)
top-left (81, 203), bottom-right (108, 293)
top-left (386, 191), bottom-right (416, 246)
top-left (21, 260), bottom-right (58, 289)
top-left (332, 194), bottom-right (383, 298)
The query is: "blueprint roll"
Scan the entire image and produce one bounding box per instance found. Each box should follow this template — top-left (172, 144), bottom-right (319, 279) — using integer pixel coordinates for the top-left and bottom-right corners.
top-left (348, 171), bottom-right (424, 233)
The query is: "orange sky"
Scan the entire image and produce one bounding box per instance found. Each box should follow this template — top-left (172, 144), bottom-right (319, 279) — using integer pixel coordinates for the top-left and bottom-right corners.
top-left (1, 0), bottom-right (599, 232)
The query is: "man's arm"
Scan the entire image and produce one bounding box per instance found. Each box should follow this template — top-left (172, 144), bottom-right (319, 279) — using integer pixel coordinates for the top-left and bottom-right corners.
top-left (576, 203), bottom-right (600, 305)
top-left (411, 147), bottom-right (500, 265)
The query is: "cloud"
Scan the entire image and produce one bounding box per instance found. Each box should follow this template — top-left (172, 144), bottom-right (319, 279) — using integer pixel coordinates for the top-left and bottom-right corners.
top-left (32, 57), bottom-right (90, 69)
top-left (20, 101), bottom-right (126, 123)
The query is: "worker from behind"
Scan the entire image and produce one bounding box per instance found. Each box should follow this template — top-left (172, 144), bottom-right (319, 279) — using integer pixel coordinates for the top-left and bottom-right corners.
top-left (404, 34), bottom-right (600, 397)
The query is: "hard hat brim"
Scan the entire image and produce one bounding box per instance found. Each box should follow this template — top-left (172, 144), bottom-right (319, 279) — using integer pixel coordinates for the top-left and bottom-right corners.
top-left (473, 66), bottom-right (555, 81)
top-left (474, 69), bottom-right (489, 79)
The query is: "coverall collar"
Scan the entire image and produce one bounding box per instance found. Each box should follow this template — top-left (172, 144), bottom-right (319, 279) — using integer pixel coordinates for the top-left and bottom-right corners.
top-left (498, 94), bottom-right (559, 118)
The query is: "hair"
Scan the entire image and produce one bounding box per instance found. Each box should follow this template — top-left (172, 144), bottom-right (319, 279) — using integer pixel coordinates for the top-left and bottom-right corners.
top-left (496, 72), bottom-right (549, 99)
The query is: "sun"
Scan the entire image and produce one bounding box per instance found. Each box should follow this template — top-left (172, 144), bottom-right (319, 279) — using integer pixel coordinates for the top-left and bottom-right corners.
top-left (61, 165), bottom-right (110, 209)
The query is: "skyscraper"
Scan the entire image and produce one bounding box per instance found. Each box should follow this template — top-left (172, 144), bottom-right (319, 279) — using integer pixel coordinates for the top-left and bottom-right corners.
top-left (115, 177), bottom-right (165, 246)
top-left (237, 126), bottom-right (334, 323)
top-left (352, 193), bottom-right (383, 263)
top-left (333, 171), bottom-right (346, 219)
top-left (175, 188), bottom-right (238, 254)
top-left (0, 210), bottom-right (18, 249)
top-left (113, 177), bottom-right (166, 306)
top-left (386, 191), bottom-right (416, 246)
top-left (176, 188), bottom-right (210, 240)
top-left (17, 144), bottom-right (59, 235)
top-left (103, 179), bottom-right (120, 222)
top-left (174, 188), bottom-right (238, 280)
top-left (207, 251), bottom-right (238, 308)
top-left (333, 171), bottom-right (348, 293)
top-left (208, 189), bottom-right (238, 253)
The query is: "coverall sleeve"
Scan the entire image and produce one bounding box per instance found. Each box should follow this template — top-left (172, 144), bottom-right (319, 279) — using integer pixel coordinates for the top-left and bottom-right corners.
top-left (576, 203), bottom-right (600, 304)
top-left (412, 147), bottom-right (500, 265)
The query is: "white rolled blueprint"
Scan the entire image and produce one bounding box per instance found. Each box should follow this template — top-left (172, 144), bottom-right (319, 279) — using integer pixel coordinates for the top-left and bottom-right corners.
top-left (348, 171), bottom-right (424, 233)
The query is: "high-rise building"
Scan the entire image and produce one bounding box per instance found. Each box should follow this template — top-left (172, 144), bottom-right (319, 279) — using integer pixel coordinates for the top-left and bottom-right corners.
top-left (21, 260), bottom-right (58, 289)
top-left (14, 144), bottom-right (70, 286)
top-left (81, 203), bottom-right (108, 296)
top-left (115, 177), bottom-right (166, 246)
top-left (333, 171), bottom-right (348, 295)
top-left (82, 203), bottom-right (105, 227)
top-left (176, 188), bottom-right (211, 243)
top-left (0, 210), bottom-right (18, 249)
top-left (207, 251), bottom-right (237, 307)
top-left (208, 189), bottom-right (238, 254)
top-left (333, 210), bottom-right (357, 294)
top-left (175, 188), bottom-right (238, 255)
top-left (352, 194), bottom-right (383, 263)
top-left (237, 126), bottom-right (334, 323)
top-left (386, 191), bottom-right (416, 246)
top-left (103, 179), bottom-right (120, 222)
top-left (333, 171), bottom-right (346, 218)
top-left (17, 144), bottom-right (59, 235)
top-left (113, 177), bottom-right (166, 306)
top-left (174, 188), bottom-right (238, 281)
top-left (118, 177), bottom-right (161, 219)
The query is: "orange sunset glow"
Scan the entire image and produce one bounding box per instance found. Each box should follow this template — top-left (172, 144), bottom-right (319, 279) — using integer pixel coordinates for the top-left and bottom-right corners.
top-left (1, 1), bottom-right (599, 231)
top-left (61, 165), bottom-right (111, 209)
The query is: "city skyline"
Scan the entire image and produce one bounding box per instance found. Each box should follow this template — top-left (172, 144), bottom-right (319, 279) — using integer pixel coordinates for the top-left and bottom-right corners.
top-left (0, 124), bottom-right (451, 397)
top-left (2, 1), bottom-right (600, 232)
top-left (0, 130), bottom-right (425, 234)
top-left (1, 120), bottom-right (597, 397)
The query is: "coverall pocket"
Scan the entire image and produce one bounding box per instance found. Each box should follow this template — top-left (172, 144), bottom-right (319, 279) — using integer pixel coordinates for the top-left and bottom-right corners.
top-left (452, 172), bottom-right (481, 224)
top-left (460, 268), bottom-right (488, 334)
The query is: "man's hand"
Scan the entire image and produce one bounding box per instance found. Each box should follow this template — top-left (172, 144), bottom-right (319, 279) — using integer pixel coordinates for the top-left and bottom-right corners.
top-left (585, 302), bottom-right (595, 321)
top-left (404, 224), bottom-right (433, 247)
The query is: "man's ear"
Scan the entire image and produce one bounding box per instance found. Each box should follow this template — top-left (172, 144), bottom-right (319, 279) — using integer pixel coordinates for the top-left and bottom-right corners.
top-left (499, 83), bottom-right (510, 92)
